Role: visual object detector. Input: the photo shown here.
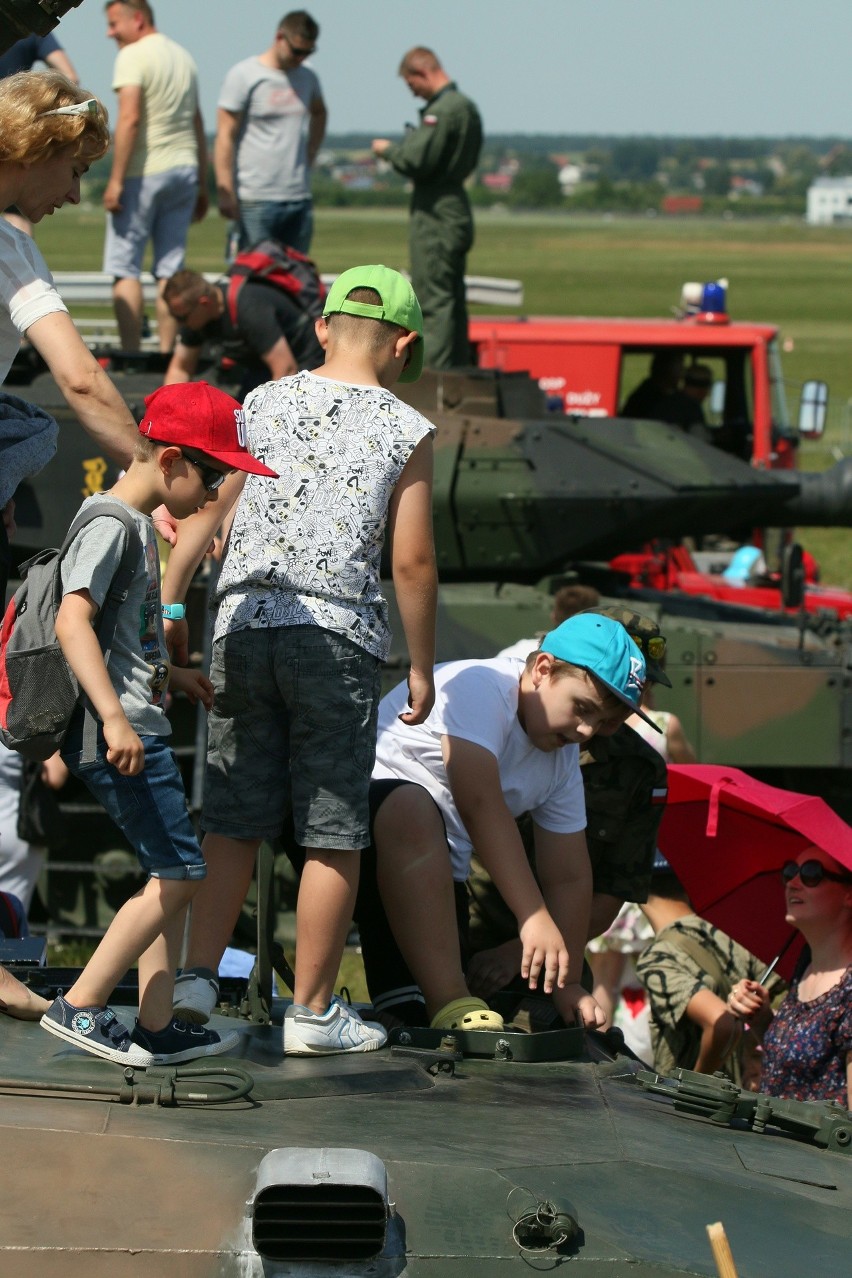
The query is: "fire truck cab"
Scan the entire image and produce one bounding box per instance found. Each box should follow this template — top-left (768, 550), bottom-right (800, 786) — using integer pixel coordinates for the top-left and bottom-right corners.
top-left (469, 282), bottom-right (827, 472)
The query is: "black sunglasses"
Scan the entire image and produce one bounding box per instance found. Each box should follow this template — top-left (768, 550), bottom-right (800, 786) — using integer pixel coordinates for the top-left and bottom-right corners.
top-left (279, 32), bottom-right (316, 57)
top-left (181, 449), bottom-right (229, 492)
top-left (781, 859), bottom-right (852, 888)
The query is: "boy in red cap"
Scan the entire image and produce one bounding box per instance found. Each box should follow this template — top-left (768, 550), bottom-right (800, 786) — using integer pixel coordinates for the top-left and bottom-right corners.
top-left (40, 382), bottom-right (277, 1066)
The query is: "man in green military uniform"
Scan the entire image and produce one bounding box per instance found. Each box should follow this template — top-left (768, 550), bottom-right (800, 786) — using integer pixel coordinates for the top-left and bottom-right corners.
top-left (372, 47), bottom-right (482, 370)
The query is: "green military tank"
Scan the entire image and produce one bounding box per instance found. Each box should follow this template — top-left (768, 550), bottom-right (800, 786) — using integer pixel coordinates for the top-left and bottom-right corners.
top-left (6, 356), bottom-right (852, 939)
top-left (4, 354), bottom-right (852, 1275)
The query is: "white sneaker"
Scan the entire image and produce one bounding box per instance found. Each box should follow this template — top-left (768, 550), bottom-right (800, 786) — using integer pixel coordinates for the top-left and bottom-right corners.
top-left (284, 997), bottom-right (387, 1056)
top-left (172, 969), bottom-right (219, 1024)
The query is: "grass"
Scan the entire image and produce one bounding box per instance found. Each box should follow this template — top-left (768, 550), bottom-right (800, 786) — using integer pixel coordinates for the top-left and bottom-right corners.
top-left (35, 204), bottom-right (852, 583)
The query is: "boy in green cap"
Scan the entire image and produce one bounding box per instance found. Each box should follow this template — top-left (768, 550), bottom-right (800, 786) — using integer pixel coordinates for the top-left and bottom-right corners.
top-left (161, 265), bottom-right (438, 1054)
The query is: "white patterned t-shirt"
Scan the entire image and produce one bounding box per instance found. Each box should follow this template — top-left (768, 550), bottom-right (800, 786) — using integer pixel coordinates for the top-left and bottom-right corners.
top-left (212, 370), bottom-right (435, 660)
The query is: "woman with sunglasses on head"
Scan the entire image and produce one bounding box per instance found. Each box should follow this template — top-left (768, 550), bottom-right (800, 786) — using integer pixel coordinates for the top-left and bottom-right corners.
top-left (728, 847), bottom-right (852, 1107)
top-left (0, 70), bottom-right (137, 598)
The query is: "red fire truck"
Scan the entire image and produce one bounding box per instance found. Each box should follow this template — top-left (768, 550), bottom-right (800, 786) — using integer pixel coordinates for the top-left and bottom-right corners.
top-left (469, 281), bottom-right (827, 472)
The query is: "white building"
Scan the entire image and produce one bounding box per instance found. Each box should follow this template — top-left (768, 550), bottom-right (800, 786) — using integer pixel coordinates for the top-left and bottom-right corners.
top-left (806, 177), bottom-right (852, 225)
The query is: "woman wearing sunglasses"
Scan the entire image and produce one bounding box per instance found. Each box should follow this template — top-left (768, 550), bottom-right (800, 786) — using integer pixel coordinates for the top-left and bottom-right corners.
top-left (728, 847), bottom-right (852, 1107)
top-left (0, 70), bottom-right (137, 598)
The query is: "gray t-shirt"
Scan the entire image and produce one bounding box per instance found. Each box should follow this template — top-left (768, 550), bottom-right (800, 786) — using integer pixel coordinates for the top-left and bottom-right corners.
top-left (60, 495), bottom-right (170, 738)
top-left (218, 57), bottom-right (321, 201)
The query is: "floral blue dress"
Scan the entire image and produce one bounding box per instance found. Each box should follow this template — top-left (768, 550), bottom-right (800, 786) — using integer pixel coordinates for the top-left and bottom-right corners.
top-left (761, 965), bottom-right (852, 1107)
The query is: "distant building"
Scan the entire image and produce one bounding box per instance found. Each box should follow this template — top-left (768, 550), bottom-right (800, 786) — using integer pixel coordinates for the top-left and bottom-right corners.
top-left (661, 195), bottom-right (702, 215)
top-left (807, 177), bottom-right (852, 225)
top-left (557, 163), bottom-right (582, 194)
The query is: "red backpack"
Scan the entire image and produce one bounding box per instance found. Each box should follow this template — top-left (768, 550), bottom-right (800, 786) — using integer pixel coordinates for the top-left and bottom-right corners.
top-left (226, 239), bottom-right (326, 327)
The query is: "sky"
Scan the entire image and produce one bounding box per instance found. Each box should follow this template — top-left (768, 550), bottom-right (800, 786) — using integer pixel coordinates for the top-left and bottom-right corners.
top-left (50, 0), bottom-right (852, 140)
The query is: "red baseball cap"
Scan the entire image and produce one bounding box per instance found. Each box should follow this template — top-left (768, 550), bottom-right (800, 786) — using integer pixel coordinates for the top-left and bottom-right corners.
top-left (139, 382), bottom-right (278, 477)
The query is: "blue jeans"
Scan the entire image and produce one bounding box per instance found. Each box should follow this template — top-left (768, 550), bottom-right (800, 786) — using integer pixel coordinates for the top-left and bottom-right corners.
top-left (62, 725), bottom-right (206, 881)
top-left (234, 198), bottom-right (314, 255)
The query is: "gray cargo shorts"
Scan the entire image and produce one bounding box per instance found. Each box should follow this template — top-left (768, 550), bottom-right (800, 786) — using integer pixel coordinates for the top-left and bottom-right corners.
top-left (202, 626), bottom-right (381, 849)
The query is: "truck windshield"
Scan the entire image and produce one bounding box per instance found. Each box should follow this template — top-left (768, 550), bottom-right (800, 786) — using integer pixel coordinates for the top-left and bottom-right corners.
top-left (768, 338), bottom-right (792, 432)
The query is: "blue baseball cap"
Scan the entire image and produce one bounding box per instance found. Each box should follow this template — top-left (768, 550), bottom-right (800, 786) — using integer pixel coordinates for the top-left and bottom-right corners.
top-left (539, 614), bottom-right (661, 732)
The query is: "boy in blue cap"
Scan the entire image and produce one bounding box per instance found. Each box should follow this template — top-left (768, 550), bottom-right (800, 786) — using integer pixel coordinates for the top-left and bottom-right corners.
top-left (356, 612), bottom-right (655, 1032)
top-left (160, 265), bottom-right (438, 1055)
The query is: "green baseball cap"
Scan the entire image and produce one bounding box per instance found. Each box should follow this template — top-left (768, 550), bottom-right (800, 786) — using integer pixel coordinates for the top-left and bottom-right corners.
top-left (322, 264), bottom-right (424, 382)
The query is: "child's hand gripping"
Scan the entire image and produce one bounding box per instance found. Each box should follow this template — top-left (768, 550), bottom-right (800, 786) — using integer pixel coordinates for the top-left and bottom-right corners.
top-left (103, 712), bottom-right (144, 775)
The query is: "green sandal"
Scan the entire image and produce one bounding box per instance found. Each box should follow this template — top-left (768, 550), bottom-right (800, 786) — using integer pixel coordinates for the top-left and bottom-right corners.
top-left (430, 997), bottom-right (504, 1032)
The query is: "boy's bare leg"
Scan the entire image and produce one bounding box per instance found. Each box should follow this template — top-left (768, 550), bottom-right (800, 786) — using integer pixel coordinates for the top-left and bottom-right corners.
top-left (373, 786), bottom-right (471, 1020)
top-left (181, 834), bottom-right (260, 972)
top-left (293, 849), bottom-right (359, 1015)
top-left (137, 888), bottom-right (198, 1031)
top-left (63, 877), bottom-right (197, 1011)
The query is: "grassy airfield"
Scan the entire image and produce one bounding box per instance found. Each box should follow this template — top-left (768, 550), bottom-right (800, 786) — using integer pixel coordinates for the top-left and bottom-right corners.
top-left (36, 205), bottom-right (852, 584)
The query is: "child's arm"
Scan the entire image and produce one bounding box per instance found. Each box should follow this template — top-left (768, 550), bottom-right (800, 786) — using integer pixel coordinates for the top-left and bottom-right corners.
top-left (534, 825), bottom-right (607, 1029)
top-left (387, 437), bottom-right (437, 724)
top-left (55, 590), bottom-right (144, 776)
top-left (443, 736), bottom-right (570, 995)
top-left (160, 471), bottom-right (247, 664)
top-left (169, 666), bottom-right (214, 710)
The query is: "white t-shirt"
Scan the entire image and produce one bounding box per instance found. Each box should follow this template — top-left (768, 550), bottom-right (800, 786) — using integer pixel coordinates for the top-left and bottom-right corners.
top-left (112, 33), bottom-right (200, 177)
top-left (373, 656), bottom-right (587, 880)
top-left (213, 370), bottom-right (434, 660)
top-left (0, 220), bottom-right (67, 383)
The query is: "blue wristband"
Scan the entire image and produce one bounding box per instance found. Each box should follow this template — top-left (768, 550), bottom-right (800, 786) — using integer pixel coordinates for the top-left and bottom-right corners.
top-left (161, 604), bottom-right (186, 621)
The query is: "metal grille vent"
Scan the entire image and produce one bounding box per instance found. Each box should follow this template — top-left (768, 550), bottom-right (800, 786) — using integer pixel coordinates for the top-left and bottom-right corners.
top-left (252, 1183), bottom-right (387, 1262)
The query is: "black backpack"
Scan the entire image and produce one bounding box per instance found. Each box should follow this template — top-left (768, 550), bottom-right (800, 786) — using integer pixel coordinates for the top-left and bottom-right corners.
top-left (225, 238), bottom-right (326, 327)
top-left (0, 501), bottom-right (143, 765)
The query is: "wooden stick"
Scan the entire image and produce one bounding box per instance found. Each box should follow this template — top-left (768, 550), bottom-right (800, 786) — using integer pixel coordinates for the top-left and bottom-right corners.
top-left (706, 1222), bottom-right (739, 1278)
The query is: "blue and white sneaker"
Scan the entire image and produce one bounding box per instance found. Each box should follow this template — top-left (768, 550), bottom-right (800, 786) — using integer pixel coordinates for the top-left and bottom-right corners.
top-left (172, 968), bottom-right (219, 1024)
top-left (40, 995), bottom-right (152, 1066)
top-left (130, 1017), bottom-right (238, 1064)
top-left (284, 997), bottom-right (387, 1056)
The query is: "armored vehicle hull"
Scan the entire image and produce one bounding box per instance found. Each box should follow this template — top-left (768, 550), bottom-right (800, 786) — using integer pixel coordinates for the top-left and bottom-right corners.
top-left (2, 996), bottom-right (851, 1277)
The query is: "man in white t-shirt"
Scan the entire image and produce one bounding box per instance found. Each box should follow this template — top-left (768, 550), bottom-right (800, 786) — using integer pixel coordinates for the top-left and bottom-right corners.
top-left (356, 613), bottom-right (655, 1032)
top-left (214, 10), bottom-right (327, 257)
top-left (102, 1), bottom-right (208, 352)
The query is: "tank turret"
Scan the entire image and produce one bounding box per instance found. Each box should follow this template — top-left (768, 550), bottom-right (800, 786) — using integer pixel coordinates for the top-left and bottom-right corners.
top-left (397, 369), bottom-right (852, 581)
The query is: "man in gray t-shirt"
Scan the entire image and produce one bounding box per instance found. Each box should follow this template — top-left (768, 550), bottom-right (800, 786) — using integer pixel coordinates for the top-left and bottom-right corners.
top-left (214, 10), bottom-right (327, 256)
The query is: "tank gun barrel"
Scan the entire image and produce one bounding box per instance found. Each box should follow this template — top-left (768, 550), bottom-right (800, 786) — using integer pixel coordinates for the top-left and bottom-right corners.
top-left (773, 456), bottom-right (852, 528)
top-left (0, 1), bottom-right (84, 54)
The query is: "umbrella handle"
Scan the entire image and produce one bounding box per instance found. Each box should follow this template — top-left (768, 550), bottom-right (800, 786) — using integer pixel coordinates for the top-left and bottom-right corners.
top-left (757, 930), bottom-right (798, 985)
top-left (706, 776), bottom-right (736, 837)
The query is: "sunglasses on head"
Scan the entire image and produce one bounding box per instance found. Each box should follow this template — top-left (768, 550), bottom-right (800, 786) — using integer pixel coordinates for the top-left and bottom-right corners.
top-left (40, 98), bottom-right (99, 119)
top-left (781, 859), bottom-right (852, 888)
top-left (180, 449), bottom-right (229, 492)
top-left (628, 632), bottom-right (666, 662)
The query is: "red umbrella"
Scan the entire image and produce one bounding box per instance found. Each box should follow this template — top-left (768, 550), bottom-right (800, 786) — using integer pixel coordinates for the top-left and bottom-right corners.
top-left (656, 764), bottom-right (852, 981)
